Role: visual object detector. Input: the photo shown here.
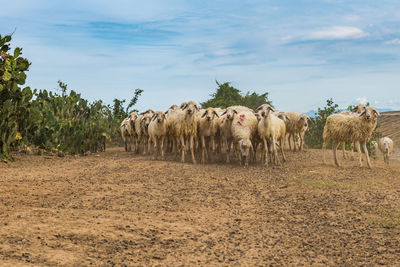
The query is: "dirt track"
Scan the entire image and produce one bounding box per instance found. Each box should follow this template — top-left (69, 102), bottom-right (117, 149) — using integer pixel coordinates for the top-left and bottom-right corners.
top-left (1, 147), bottom-right (400, 266)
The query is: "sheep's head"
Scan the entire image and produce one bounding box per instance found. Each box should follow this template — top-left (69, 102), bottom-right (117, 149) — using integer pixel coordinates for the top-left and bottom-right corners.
top-left (259, 106), bottom-right (276, 118)
top-left (276, 112), bottom-right (290, 122)
top-left (298, 115), bottom-right (310, 128)
top-left (201, 108), bottom-right (219, 121)
top-left (169, 104), bottom-right (178, 111)
top-left (142, 113), bottom-right (152, 128)
top-left (181, 101), bottom-right (200, 115)
top-left (359, 107), bottom-right (379, 121)
top-left (353, 104), bottom-right (366, 113)
top-left (152, 111), bottom-right (166, 123)
top-left (238, 139), bottom-right (253, 168)
top-left (221, 108), bottom-right (238, 120)
top-left (255, 104), bottom-right (272, 114)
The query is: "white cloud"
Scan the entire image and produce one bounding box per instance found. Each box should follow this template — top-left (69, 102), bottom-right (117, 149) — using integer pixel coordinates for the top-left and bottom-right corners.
top-left (343, 14), bottom-right (360, 22)
top-left (385, 38), bottom-right (400, 45)
top-left (306, 26), bottom-right (368, 40)
top-left (356, 97), bottom-right (369, 105)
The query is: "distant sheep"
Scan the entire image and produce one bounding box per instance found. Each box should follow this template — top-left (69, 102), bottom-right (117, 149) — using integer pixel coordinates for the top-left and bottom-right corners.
top-left (120, 118), bottom-right (133, 152)
top-left (323, 106), bottom-right (380, 168)
top-left (230, 107), bottom-right (258, 167)
top-left (373, 137), bottom-right (394, 164)
top-left (197, 107), bottom-right (220, 163)
top-left (148, 111), bottom-right (168, 160)
top-left (284, 112), bottom-right (310, 151)
top-left (167, 101), bottom-right (200, 163)
top-left (257, 106), bottom-right (287, 166)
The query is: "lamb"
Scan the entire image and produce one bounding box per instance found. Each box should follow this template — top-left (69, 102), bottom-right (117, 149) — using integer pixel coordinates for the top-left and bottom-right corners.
top-left (322, 106), bottom-right (380, 168)
top-left (120, 117), bottom-right (133, 152)
top-left (284, 112), bottom-right (310, 151)
top-left (257, 106), bottom-right (287, 166)
top-left (147, 111), bottom-right (168, 160)
top-left (373, 137), bottom-right (394, 164)
top-left (230, 107), bottom-right (258, 167)
top-left (219, 106), bottom-right (253, 163)
top-left (197, 107), bottom-right (220, 163)
top-left (167, 101), bottom-right (200, 163)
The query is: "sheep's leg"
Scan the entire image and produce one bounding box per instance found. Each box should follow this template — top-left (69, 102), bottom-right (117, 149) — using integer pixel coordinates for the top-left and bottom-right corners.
top-left (299, 133), bottom-right (304, 151)
top-left (148, 137), bottom-right (153, 157)
top-left (272, 137), bottom-right (280, 165)
top-left (225, 138), bottom-right (230, 163)
top-left (179, 136), bottom-right (185, 163)
top-left (350, 142), bottom-right (355, 160)
top-left (201, 136), bottom-right (206, 164)
top-left (292, 134), bottom-right (297, 152)
top-left (333, 141), bottom-right (340, 167)
top-left (190, 135), bottom-right (197, 164)
top-left (263, 138), bottom-right (269, 167)
top-left (355, 141), bottom-right (362, 167)
top-left (152, 137), bottom-right (158, 160)
top-left (124, 139), bottom-right (128, 152)
top-left (341, 142), bottom-right (347, 159)
top-left (362, 142), bottom-right (372, 168)
top-left (210, 136), bottom-right (215, 162)
top-left (160, 136), bottom-right (165, 160)
top-left (288, 134), bottom-right (292, 151)
top-left (280, 137), bottom-right (286, 162)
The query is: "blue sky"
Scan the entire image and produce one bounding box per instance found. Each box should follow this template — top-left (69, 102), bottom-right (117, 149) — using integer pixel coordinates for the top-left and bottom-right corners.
top-left (1, 0), bottom-right (400, 112)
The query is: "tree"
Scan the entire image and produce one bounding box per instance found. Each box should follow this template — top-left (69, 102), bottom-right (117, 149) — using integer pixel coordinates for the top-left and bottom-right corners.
top-left (0, 34), bottom-right (32, 158)
top-left (201, 80), bottom-right (272, 110)
top-left (305, 98), bottom-right (340, 148)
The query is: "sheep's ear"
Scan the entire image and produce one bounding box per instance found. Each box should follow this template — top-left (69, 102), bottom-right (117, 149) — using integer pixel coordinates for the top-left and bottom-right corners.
top-left (221, 110), bottom-right (227, 116)
top-left (255, 106), bottom-right (262, 112)
top-left (201, 111), bottom-right (207, 118)
top-left (306, 116), bottom-right (312, 121)
top-left (139, 111), bottom-right (145, 115)
top-left (213, 111), bottom-right (219, 118)
top-left (372, 108), bottom-right (380, 116)
top-left (181, 104), bottom-right (188, 110)
top-left (164, 110), bottom-right (169, 115)
top-left (359, 109), bottom-right (366, 116)
top-left (285, 115), bottom-right (291, 121)
top-left (195, 104), bottom-right (200, 111)
top-left (233, 109), bottom-right (238, 114)
top-left (267, 106), bottom-right (276, 112)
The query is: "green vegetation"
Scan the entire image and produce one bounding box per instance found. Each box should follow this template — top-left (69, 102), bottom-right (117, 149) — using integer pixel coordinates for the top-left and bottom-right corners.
top-left (201, 80), bottom-right (272, 110)
top-left (0, 34), bottom-right (142, 159)
top-left (305, 99), bottom-right (381, 153)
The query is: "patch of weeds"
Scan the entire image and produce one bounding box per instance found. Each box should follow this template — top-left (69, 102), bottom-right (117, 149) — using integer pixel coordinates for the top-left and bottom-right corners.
top-left (365, 208), bottom-right (400, 229)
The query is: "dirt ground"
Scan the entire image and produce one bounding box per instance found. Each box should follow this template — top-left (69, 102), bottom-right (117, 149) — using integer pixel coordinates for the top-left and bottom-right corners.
top-left (1, 147), bottom-right (400, 266)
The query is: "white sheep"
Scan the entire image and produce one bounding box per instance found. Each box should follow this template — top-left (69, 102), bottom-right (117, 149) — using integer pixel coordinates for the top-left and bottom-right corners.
top-left (322, 106), bottom-right (380, 168)
top-left (373, 137), bottom-right (394, 164)
top-left (339, 104), bottom-right (366, 159)
top-left (147, 111), bottom-right (168, 160)
top-left (134, 110), bottom-right (154, 155)
top-left (197, 107), bottom-right (220, 163)
top-left (128, 112), bottom-right (138, 152)
top-left (219, 106), bottom-right (253, 163)
top-left (120, 117), bottom-right (133, 152)
top-left (257, 106), bottom-right (287, 166)
top-left (167, 101), bottom-right (200, 163)
top-left (284, 112), bottom-right (310, 151)
top-left (230, 107), bottom-right (258, 167)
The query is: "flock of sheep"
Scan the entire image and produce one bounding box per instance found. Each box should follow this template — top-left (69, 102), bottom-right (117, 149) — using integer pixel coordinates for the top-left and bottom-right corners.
top-left (120, 101), bottom-right (394, 168)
